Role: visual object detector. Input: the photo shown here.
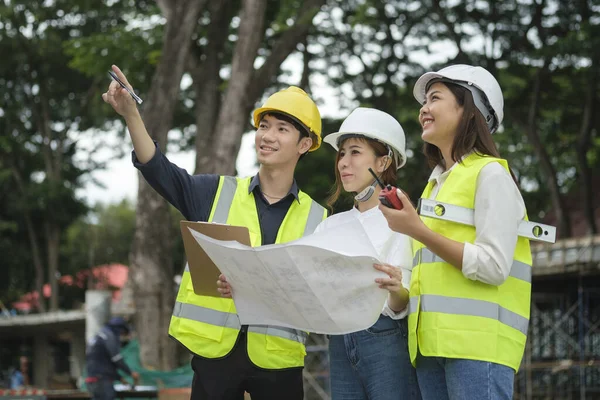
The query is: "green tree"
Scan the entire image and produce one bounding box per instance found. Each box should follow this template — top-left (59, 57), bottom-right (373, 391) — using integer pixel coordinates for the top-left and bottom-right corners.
top-left (0, 1), bottom-right (107, 310)
top-left (61, 200), bottom-right (137, 276)
top-left (316, 0), bottom-right (599, 237)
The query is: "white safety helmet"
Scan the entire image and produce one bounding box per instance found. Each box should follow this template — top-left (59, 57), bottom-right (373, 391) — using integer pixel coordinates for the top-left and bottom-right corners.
top-left (323, 107), bottom-right (407, 169)
top-left (413, 64), bottom-right (504, 134)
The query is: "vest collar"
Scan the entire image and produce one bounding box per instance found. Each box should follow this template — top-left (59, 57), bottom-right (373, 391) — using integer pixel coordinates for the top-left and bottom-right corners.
top-left (427, 151), bottom-right (479, 183)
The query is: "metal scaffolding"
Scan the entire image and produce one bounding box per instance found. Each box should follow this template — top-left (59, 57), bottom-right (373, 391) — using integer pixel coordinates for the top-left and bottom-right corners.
top-left (303, 334), bottom-right (331, 400)
top-left (515, 235), bottom-right (600, 399)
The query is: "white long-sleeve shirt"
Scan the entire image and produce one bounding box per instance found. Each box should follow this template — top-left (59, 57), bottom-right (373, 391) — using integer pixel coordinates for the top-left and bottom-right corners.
top-left (427, 161), bottom-right (526, 286)
top-left (314, 206), bottom-right (412, 319)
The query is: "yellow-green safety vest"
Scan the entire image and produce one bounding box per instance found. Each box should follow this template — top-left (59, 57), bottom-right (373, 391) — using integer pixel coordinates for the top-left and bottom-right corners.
top-left (409, 153), bottom-right (532, 372)
top-left (169, 176), bottom-right (327, 370)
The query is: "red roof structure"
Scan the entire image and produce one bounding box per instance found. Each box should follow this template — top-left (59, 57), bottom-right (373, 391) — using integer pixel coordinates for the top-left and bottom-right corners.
top-left (12, 263), bottom-right (129, 312)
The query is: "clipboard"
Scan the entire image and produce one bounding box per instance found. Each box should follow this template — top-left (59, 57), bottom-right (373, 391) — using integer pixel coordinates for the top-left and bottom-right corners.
top-left (180, 221), bottom-right (251, 297)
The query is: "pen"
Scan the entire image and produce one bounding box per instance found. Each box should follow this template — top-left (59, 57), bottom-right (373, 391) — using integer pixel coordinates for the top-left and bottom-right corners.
top-left (108, 70), bottom-right (143, 104)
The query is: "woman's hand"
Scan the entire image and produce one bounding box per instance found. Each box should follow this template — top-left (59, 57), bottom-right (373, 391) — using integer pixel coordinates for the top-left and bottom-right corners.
top-left (216, 274), bottom-right (232, 298)
top-left (374, 263), bottom-right (403, 293)
top-left (374, 263), bottom-right (409, 313)
top-left (379, 189), bottom-right (427, 240)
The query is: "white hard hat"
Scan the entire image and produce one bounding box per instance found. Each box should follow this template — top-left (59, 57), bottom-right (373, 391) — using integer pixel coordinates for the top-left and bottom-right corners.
top-left (323, 107), bottom-right (407, 168)
top-left (413, 64), bottom-right (504, 134)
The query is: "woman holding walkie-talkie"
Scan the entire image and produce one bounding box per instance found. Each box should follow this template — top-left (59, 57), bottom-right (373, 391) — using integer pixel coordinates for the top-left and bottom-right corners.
top-left (316, 107), bottom-right (421, 400)
top-left (379, 65), bottom-right (532, 400)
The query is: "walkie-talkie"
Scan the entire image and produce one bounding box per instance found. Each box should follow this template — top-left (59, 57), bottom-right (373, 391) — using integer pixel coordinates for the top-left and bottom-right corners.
top-left (368, 168), bottom-right (403, 210)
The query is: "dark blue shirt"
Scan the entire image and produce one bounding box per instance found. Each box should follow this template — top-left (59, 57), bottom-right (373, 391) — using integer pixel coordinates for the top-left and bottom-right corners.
top-left (86, 326), bottom-right (132, 380)
top-left (132, 144), bottom-right (301, 246)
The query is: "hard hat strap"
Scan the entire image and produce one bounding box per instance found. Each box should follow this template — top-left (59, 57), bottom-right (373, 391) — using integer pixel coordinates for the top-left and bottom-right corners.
top-left (429, 78), bottom-right (497, 133)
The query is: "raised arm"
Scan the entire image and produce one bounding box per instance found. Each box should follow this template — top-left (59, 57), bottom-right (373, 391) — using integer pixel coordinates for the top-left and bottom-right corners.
top-left (102, 64), bottom-right (218, 221)
top-left (102, 64), bottom-right (155, 163)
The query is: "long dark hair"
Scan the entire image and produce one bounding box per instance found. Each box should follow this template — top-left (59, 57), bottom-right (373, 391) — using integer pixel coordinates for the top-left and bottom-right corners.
top-left (326, 137), bottom-right (397, 209)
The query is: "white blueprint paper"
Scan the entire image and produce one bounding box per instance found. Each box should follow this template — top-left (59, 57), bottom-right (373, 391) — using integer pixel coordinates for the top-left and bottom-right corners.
top-left (187, 219), bottom-right (388, 334)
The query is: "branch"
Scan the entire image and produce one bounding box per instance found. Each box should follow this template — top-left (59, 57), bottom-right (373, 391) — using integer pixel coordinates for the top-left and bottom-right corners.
top-left (299, 33), bottom-right (310, 92)
top-left (188, 0), bottom-right (231, 84)
top-left (142, 0), bottom-right (208, 148)
top-left (156, 0), bottom-right (173, 21)
top-left (192, 0), bottom-right (232, 173)
top-left (575, 3), bottom-right (598, 234)
top-left (248, 0), bottom-right (326, 101)
top-left (432, 0), bottom-right (465, 57)
top-left (207, 0), bottom-right (270, 175)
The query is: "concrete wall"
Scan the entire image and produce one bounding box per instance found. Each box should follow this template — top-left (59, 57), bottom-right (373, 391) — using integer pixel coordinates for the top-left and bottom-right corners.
top-left (85, 290), bottom-right (111, 344)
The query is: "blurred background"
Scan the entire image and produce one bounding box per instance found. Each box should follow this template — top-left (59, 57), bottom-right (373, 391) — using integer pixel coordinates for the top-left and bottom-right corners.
top-left (0, 0), bottom-right (599, 398)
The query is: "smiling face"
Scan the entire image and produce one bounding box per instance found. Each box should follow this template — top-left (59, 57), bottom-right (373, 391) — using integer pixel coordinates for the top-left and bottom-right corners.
top-left (337, 137), bottom-right (390, 193)
top-left (254, 113), bottom-right (312, 167)
top-left (419, 82), bottom-right (464, 152)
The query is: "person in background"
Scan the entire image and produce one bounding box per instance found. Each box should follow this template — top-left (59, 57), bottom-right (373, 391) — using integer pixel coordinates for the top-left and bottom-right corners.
top-left (10, 356), bottom-right (30, 390)
top-left (85, 317), bottom-right (140, 400)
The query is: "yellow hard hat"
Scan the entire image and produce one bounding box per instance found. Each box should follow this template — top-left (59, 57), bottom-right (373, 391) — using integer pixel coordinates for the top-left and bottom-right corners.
top-left (252, 86), bottom-right (322, 151)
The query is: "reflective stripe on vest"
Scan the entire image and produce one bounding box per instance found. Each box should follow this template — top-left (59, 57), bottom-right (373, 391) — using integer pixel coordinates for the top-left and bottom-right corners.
top-left (305, 201), bottom-right (325, 235)
top-left (173, 301), bottom-right (241, 330)
top-left (213, 176), bottom-right (238, 223)
top-left (173, 301), bottom-right (307, 345)
top-left (409, 294), bottom-right (529, 336)
top-left (248, 326), bottom-right (308, 345)
top-left (413, 247), bottom-right (532, 283)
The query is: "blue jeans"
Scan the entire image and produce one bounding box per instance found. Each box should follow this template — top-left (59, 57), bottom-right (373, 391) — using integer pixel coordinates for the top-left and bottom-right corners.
top-left (415, 354), bottom-right (515, 400)
top-left (328, 315), bottom-right (421, 400)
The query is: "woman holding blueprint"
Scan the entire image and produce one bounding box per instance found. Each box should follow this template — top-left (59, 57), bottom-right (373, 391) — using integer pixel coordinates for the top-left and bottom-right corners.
top-left (315, 108), bottom-right (421, 400)
top-left (379, 65), bottom-right (532, 399)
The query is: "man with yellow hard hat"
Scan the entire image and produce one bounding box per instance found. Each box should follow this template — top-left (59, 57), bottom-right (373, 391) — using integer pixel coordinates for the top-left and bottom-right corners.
top-left (102, 65), bottom-right (327, 400)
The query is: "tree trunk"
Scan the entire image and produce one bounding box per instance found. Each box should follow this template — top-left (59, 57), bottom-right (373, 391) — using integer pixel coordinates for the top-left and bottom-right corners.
top-left (299, 34), bottom-right (311, 92)
top-left (192, 0), bottom-right (232, 174)
top-left (205, 0), bottom-right (325, 175)
top-left (575, 3), bottom-right (598, 235)
top-left (576, 67), bottom-right (598, 235)
top-left (247, 0), bottom-right (326, 101)
top-left (29, 80), bottom-right (63, 311)
top-left (130, 0), bottom-right (207, 370)
top-left (46, 222), bottom-right (61, 311)
top-left (11, 168), bottom-right (46, 312)
top-left (527, 66), bottom-right (571, 238)
top-left (207, 0), bottom-right (269, 176)
top-left (25, 216), bottom-right (47, 312)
